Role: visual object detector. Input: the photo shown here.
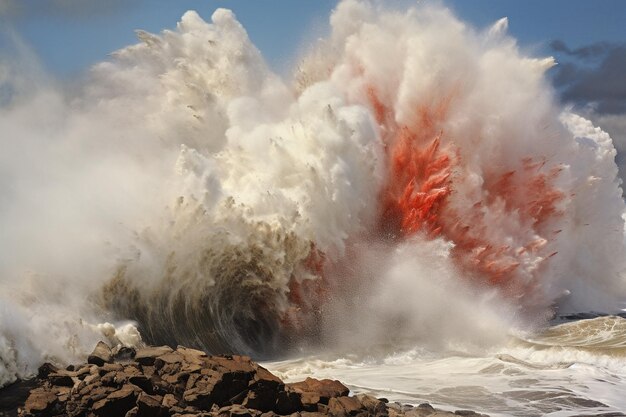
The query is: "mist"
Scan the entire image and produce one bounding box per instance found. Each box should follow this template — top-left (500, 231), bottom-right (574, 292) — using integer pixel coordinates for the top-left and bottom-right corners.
top-left (1, 0), bottom-right (625, 388)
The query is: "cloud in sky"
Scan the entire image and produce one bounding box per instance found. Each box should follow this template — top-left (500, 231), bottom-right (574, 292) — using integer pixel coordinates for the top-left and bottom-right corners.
top-left (551, 40), bottom-right (626, 189)
top-left (551, 40), bottom-right (626, 193)
top-left (551, 41), bottom-right (626, 115)
top-left (550, 40), bottom-right (614, 60)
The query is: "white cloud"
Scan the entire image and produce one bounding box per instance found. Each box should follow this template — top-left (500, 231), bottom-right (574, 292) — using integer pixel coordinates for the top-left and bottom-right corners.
top-left (593, 112), bottom-right (626, 172)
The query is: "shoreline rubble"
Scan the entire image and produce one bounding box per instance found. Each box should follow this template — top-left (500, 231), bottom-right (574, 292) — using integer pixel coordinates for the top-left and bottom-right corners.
top-left (1, 342), bottom-right (489, 417)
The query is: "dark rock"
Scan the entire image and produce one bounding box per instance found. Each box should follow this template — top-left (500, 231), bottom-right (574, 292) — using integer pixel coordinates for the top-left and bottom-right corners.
top-left (66, 399), bottom-right (88, 417)
top-left (185, 373), bottom-right (201, 391)
top-left (242, 388), bottom-right (276, 412)
top-left (0, 378), bottom-right (38, 417)
top-left (77, 381), bottom-right (111, 402)
top-left (92, 385), bottom-right (138, 417)
top-left (157, 366), bottom-right (184, 384)
top-left (155, 352), bottom-right (184, 369)
top-left (135, 346), bottom-right (174, 366)
top-left (142, 365), bottom-right (156, 378)
top-left (48, 371), bottom-right (75, 387)
top-left (36, 363), bottom-right (58, 380)
top-left (183, 366), bottom-right (251, 409)
top-left (180, 363), bottom-right (203, 375)
top-left (55, 386), bottom-right (71, 403)
top-left (252, 367), bottom-right (282, 389)
top-left (162, 371), bottom-right (190, 387)
top-left (115, 372), bottom-right (132, 386)
top-left (150, 374), bottom-right (177, 397)
top-left (90, 385), bottom-right (116, 402)
top-left (111, 365), bottom-right (139, 384)
top-left (287, 378), bottom-right (349, 405)
top-left (102, 363), bottom-right (124, 373)
top-left (328, 396), bottom-right (364, 416)
top-left (100, 371), bottom-right (119, 387)
top-left (162, 393), bottom-right (179, 408)
top-left (217, 404), bottom-right (257, 417)
top-left (23, 389), bottom-right (58, 414)
top-left (274, 390), bottom-right (302, 415)
top-left (175, 347), bottom-right (206, 375)
top-left (183, 371), bottom-right (221, 409)
top-left (82, 373), bottom-right (101, 387)
top-left (75, 366), bottom-right (93, 379)
top-left (161, 369), bottom-right (184, 385)
top-left (177, 346), bottom-right (207, 362)
top-left (169, 405), bottom-right (185, 414)
top-left (298, 391), bottom-right (321, 412)
top-left (88, 341), bottom-right (113, 366)
top-left (10, 343), bottom-right (491, 417)
top-left (185, 405), bottom-right (204, 413)
top-left (455, 411), bottom-right (479, 416)
top-left (122, 364), bottom-right (143, 377)
top-left (241, 374), bottom-right (282, 411)
top-left (127, 375), bottom-right (153, 394)
top-left (355, 394), bottom-right (388, 415)
top-left (113, 346), bottom-right (136, 361)
top-left (136, 392), bottom-right (168, 417)
top-left (209, 356), bottom-right (256, 385)
top-left (406, 403), bottom-right (436, 416)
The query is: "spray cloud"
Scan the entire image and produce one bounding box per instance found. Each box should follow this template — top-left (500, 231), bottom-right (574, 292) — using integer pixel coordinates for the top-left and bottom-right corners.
top-left (1, 0), bottom-right (625, 386)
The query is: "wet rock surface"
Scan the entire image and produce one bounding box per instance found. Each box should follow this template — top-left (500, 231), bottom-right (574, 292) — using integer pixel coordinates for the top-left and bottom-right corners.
top-left (5, 342), bottom-right (492, 417)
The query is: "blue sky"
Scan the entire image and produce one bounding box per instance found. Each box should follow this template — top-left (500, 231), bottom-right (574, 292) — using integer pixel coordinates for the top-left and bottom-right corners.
top-left (1, 0), bottom-right (625, 145)
top-left (1, 0), bottom-right (624, 77)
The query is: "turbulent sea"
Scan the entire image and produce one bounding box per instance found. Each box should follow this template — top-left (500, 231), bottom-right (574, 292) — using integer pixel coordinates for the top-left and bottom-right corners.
top-left (268, 315), bottom-right (626, 416)
top-left (1, 1), bottom-right (626, 416)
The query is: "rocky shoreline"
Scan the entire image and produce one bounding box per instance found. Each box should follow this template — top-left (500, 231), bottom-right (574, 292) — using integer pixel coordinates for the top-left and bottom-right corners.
top-left (1, 342), bottom-right (489, 417)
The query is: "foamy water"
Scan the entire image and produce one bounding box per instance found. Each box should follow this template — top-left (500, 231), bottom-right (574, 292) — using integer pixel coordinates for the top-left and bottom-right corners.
top-left (267, 316), bottom-right (626, 416)
top-left (1, 1), bottom-right (626, 415)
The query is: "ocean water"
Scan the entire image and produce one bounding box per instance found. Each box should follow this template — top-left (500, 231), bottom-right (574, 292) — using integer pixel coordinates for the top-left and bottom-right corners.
top-left (267, 315), bottom-right (626, 416)
top-left (1, 2), bottom-right (626, 416)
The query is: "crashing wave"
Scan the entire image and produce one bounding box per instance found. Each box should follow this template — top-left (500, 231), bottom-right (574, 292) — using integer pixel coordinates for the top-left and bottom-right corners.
top-left (1, 0), bottom-right (625, 386)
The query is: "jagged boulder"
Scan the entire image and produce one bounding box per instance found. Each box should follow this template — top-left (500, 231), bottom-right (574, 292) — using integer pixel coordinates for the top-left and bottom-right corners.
top-left (88, 341), bottom-right (113, 366)
top-left (134, 346), bottom-right (174, 366)
top-left (287, 377), bottom-right (350, 405)
top-left (13, 342), bottom-right (489, 417)
top-left (328, 396), bottom-right (365, 416)
top-left (92, 384), bottom-right (139, 417)
top-left (136, 392), bottom-right (168, 417)
top-left (23, 389), bottom-right (58, 415)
